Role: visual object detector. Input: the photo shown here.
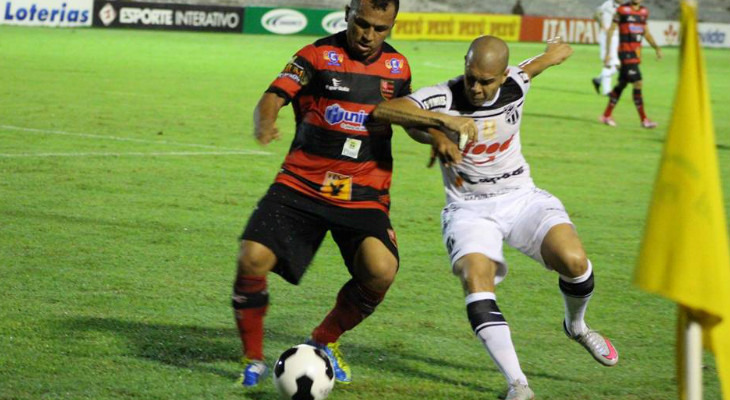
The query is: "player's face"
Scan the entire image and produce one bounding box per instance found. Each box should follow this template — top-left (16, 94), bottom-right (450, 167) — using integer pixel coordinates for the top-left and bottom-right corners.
top-left (463, 65), bottom-right (508, 106)
top-left (345, 1), bottom-right (397, 60)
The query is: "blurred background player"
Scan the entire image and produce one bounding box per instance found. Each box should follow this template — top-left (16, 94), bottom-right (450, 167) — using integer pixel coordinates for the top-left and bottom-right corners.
top-left (232, 0), bottom-right (410, 388)
top-left (373, 36), bottom-right (619, 400)
top-left (592, 0), bottom-right (621, 95)
top-left (600, 0), bottom-right (662, 128)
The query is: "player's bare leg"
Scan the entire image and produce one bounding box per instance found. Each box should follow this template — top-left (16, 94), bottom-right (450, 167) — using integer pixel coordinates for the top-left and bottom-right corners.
top-left (310, 237), bottom-right (398, 383)
top-left (454, 254), bottom-right (533, 399)
top-left (541, 224), bottom-right (618, 366)
top-left (233, 240), bottom-right (277, 387)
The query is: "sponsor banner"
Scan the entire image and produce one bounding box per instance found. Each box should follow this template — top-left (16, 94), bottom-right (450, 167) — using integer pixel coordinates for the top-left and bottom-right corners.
top-left (243, 7), bottom-right (346, 36)
top-left (92, 1), bottom-right (243, 33)
top-left (520, 16), bottom-right (600, 44)
top-left (1, 0), bottom-right (92, 27)
top-left (648, 20), bottom-right (730, 48)
top-left (391, 13), bottom-right (521, 41)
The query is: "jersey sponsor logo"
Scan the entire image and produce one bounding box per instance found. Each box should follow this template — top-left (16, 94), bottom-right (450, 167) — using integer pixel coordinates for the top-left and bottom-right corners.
top-left (421, 94), bottom-right (447, 110)
top-left (261, 8), bottom-right (307, 34)
top-left (456, 165), bottom-right (525, 185)
top-left (321, 171), bottom-right (352, 200)
top-left (279, 57), bottom-right (309, 85)
top-left (325, 78), bottom-right (350, 92)
top-left (321, 11), bottom-right (346, 34)
top-left (324, 103), bottom-right (369, 132)
top-left (380, 79), bottom-right (395, 100)
top-left (504, 104), bottom-right (520, 125)
top-left (324, 50), bottom-right (343, 66)
top-left (385, 58), bottom-right (404, 74)
top-left (462, 133), bottom-right (515, 165)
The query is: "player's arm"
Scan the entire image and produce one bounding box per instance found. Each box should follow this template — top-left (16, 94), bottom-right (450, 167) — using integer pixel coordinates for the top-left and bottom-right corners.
top-left (372, 97), bottom-right (477, 146)
top-left (519, 37), bottom-right (573, 80)
top-left (643, 29), bottom-right (663, 60)
top-left (406, 127), bottom-right (463, 166)
top-left (253, 92), bottom-right (286, 145)
top-left (604, 22), bottom-right (618, 65)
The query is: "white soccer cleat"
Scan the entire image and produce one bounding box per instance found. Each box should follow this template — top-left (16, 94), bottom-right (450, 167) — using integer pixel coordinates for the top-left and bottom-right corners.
top-left (641, 119), bottom-right (658, 129)
top-left (505, 382), bottom-right (535, 400)
top-left (563, 320), bottom-right (619, 367)
top-left (599, 115), bottom-right (617, 127)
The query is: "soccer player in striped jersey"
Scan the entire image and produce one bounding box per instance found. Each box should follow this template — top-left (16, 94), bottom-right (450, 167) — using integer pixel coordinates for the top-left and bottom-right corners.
top-left (373, 36), bottom-right (619, 400)
top-left (232, 0), bottom-right (477, 389)
top-left (601, 0), bottom-right (662, 128)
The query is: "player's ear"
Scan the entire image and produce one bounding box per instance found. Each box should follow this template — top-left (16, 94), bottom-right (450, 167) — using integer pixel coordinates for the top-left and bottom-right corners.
top-left (501, 68), bottom-right (509, 84)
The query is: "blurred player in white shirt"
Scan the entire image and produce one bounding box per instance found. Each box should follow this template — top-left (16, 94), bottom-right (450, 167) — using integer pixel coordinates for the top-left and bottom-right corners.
top-left (592, 0), bottom-right (621, 95)
top-left (373, 36), bottom-right (619, 400)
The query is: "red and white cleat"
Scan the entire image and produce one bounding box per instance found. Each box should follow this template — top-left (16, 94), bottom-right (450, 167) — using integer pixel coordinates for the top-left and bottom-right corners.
top-left (641, 119), bottom-right (658, 129)
top-left (600, 115), bottom-right (617, 127)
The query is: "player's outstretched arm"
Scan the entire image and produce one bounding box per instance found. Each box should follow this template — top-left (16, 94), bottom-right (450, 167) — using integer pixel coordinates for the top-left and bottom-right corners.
top-left (372, 97), bottom-right (477, 147)
top-left (253, 92), bottom-right (286, 145)
top-left (520, 37), bottom-right (574, 80)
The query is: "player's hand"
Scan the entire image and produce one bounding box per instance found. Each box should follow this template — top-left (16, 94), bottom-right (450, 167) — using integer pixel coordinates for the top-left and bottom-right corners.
top-left (545, 36), bottom-right (573, 65)
top-left (655, 47), bottom-right (663, 60)
top-left (254, 120), bottom-right (280, 145)
top-left (427, 130), bottom-right (462, 168)
top-left (442, 115), bottom-right (478, 150)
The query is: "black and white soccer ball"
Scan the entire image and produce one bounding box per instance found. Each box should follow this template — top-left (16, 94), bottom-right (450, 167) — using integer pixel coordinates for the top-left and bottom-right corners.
top-left (273, 344), bottom-right (335, 400)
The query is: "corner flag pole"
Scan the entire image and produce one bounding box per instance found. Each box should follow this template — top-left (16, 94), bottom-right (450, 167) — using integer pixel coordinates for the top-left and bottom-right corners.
top-left (684, 309), bottom-right (702, 400)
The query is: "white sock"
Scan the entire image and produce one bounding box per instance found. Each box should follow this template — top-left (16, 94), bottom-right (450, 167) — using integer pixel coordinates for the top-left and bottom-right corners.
top-left (559, 261), bottom-right (593, 335)
top-left (600, 65), bottom-right (616, 95)
top-left (466, 292), bottom-right (528, 386)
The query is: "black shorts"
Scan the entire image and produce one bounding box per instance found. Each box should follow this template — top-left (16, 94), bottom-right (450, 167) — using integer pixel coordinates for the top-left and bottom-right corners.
top-left (619, 63), bottom-right (642, 83)
top-left (241, 183), bottom-right (399, 285)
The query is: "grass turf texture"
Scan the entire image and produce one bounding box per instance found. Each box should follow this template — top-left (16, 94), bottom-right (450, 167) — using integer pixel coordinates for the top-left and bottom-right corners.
top-left (1, 26), bottom-right (729, 400)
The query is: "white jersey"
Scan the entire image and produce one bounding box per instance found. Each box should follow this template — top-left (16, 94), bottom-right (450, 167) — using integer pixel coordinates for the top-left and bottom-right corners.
top-left (597, 0), bottom-right (618, 31)
top-left (407, 66), bottom-right (534, 204)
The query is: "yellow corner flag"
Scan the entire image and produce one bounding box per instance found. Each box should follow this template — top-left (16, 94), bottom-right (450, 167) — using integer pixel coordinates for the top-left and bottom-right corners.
top-left (634, 1), bottom-right (730, 399)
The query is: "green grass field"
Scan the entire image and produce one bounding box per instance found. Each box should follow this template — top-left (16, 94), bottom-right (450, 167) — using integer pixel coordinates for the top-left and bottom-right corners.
top-left (1, 26), bottom-right (729, 400)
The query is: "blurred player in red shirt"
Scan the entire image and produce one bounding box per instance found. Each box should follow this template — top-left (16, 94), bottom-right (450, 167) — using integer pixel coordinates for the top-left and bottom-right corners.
top-left (600, 0), bottom-right (662, 128)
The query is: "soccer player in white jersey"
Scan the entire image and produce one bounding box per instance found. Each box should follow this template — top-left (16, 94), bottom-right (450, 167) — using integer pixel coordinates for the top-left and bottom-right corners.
top-left (372, 36), bottom-right (618, 400)
top-left (592, 0), bottom-right (621, 95)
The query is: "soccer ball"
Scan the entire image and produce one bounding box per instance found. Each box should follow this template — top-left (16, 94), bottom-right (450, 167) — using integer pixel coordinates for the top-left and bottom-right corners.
top-left (273, 344), bottom-right (335, 400)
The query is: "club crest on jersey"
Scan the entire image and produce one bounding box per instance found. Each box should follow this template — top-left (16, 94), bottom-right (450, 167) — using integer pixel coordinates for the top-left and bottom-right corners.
top-left (324, 103), bottom-right (369, 132)
top-left (385, 58), bottom-right (404, 74)
top-left (380, 79), bottom-right (395, 100)
top-left (324, 51), bottom-right (344, 66)
top-left (321, 171), bottom-right (352, 200)
top-left (504, 104), bottom-right (520, 125)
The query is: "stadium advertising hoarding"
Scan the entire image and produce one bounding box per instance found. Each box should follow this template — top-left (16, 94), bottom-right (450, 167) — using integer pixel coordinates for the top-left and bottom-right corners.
top-left (92, 1), bottom-right (243, 33)
top-left (647, 20), bottom-right (730, 48)
top-left (243, 7), bottom-right (346, 35)
top-left (1, 0), bottom-right (92, 27)
top-left (391, 13), bottom-right (521, 41)
top-left (520, 16), bottom-right (600, 44)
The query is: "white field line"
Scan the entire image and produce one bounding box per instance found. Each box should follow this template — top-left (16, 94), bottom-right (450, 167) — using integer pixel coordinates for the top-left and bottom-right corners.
top-left (0, 125), bottom-right (271, 156)
top-left (0, 151), bottom-right (267, 158)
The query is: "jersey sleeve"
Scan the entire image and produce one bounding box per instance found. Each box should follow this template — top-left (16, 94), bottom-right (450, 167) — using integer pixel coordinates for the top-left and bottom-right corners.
top-left (613, 6), bottom-right (623, 23)
top-left (509, 66), bottom-right (531, 95)
top-left (265, 44), bottom-right (317, 104)
top-left (406, 82), bottom-right (451, 113)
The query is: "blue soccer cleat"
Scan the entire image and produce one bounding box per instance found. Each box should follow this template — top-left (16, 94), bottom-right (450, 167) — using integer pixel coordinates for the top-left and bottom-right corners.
top-left (306, 339), bottom-right (352, 384)
top-left (236, 358), bottom-right (269, 388)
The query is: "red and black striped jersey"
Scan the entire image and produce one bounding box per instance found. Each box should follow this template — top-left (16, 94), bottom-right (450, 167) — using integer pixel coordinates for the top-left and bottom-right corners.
top-left (614, 3), bottom-right (649, 64)
top-left (266, 31), bottom-right (412, 214)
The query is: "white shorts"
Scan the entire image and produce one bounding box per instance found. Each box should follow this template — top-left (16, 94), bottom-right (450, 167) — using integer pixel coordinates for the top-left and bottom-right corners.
top-left (440, 186), bottom-right (573, 284)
